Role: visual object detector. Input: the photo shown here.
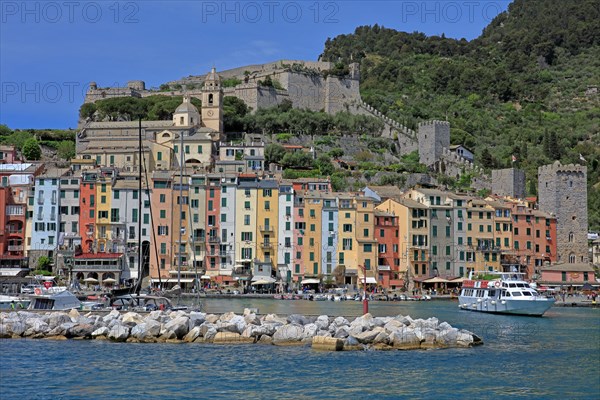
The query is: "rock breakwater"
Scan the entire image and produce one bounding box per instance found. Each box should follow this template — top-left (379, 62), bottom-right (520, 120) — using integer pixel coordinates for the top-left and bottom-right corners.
top-left (0, 309), bottom-right (483, 351)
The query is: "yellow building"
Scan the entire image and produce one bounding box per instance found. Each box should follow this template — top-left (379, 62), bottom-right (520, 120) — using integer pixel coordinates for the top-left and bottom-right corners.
top-left (235, 176), bottom-right (258, 281)
top-left (256, 180), bottom-right (279, 279)
top-left (303, 192), bottom-right (324, 278)
top-left (94, 173), bottom-right (114, 253)
top-left (466, 199), bottom-right (500, 273)
top-left (354, 196), bottom-right (377, 286)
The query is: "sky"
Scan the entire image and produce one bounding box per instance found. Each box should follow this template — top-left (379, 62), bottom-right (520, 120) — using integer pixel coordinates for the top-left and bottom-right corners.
top-left (0, 1), bottom-right (510, 129)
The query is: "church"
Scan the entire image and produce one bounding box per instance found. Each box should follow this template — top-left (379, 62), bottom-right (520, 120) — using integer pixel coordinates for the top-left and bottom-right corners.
top-left (76, 68), bottom-right (224, 173)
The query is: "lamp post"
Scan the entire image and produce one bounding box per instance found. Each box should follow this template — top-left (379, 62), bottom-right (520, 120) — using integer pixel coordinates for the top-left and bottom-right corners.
top-left (359, 264), bottom-right (368, 314)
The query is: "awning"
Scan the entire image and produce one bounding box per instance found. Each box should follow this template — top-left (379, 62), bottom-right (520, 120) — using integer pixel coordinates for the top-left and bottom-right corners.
top-left (302, 278), bottom-right (320, 284)
top-left (361, 277), bottom-right (377, 284)
top-left (423, 277), bottom-right (450, 283)
top-left (450, 277), bottom-right (468, 283)
top-left (200, 275), bottom-right (212, 280)
top-left (251, 276), bottom-right (275, 283)
top-left (251, 280), bottom-right (274, 285)
top-left (0, 268), bottom-right (28, 277)
top-left (150, 278), bottom-right (195, 283)
top-left (102, 278), bottom-right (116, 283)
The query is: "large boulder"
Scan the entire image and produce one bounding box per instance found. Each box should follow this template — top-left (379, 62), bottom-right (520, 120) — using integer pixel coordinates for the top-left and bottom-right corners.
top-left (188, 312), bottom-right (206, 330)
top-left (92, 327), bottom-right (109, 338)
top-left (24, 319), bottom-right (49, 337)
top-left (314, 315), bottom-right (330, 331)
top-left (47, 313), bottom-right (72, 329)
top-left (302, 323), bottom-right (318, 339)
top-left (164, 316), bottom-right (189, 339)
top-left (243, 313), bottom-right (260, 326)
top-left (263, 314), bottom-right (288, 325)
top-left (351, 327), bottom-right (384, 344)
top-left (287, 314), bottom-right (311, 326)
top-left (102, 309), bottom-right (121, 323)
top-left (108, 324), bottom-right (130, 342)
top-left (70, 323), bottom-right (95, 338)
top-left (272, 324), bottom-right (304, 345)
top-left (183, 327), bottom-right (202, 343)
top-left (390, 329), bottom-right (421, 350)
top-left (122, 312), bottom-right (144, 327)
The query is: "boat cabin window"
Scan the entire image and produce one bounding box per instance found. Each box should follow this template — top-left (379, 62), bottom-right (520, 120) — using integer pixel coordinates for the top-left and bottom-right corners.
top-left (509, 283), bottom-right (517, 288)
top-left (503, 291), bottom-right (511, 297)
top-left (488, 290), bottom-right (496, 297)
top-left (512, 291), bottom-right (522, 296)
top-left (517, 283), bottom-right (526, 288)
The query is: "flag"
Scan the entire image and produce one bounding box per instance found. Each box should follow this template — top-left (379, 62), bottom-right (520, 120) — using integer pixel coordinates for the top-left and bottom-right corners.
top-left (511, 155), bottom-right (517, 163)
top-left (579, 153), bottom-right (587, 162)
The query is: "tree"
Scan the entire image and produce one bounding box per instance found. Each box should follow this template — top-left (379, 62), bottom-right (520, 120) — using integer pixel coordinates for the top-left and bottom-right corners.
top-left (22, 138), bottom-right (41, 160)
top-left (265, 144), bottom-right (286, 165)
top-left (37, 256), bottom-right (52, 272)
top-left (57, 141), bottom-right (76, 160)
top-left (316, 154), bottom-right (334, 176)
top-left (0, 124), bottom-right (11, 136)
top-left (480, 148), bottom-right (494, 168)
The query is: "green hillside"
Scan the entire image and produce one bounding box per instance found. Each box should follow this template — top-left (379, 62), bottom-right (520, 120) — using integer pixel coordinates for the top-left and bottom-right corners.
top-left (320, 0), bottom-right (600, 231)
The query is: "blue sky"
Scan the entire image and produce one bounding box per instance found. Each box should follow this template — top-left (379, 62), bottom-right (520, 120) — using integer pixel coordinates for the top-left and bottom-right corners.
top-left (1, 1), bottom-right (510, 129)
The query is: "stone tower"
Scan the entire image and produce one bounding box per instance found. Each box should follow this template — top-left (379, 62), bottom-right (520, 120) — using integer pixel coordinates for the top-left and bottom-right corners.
top-left (202, 67), bottom-right (223, 133)
top-left (538, 161), bottom-right (588, 264)
top-left (418, 120), bottom-right (450, 167)
top-left (492, 168), bottom-right (526, 199)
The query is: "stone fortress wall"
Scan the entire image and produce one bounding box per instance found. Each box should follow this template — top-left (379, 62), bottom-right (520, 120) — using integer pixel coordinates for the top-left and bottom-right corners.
top-left (82, 60), bottom-right (504, 191)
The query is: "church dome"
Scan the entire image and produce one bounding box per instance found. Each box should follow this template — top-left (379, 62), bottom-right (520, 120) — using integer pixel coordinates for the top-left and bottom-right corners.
top-left (175, 96), bottom-right (199, 114)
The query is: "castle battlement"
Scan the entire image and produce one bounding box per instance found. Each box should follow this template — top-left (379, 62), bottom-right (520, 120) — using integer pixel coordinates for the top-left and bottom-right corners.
top-left (418, 120), bottom-right (450, 127)
top-left (538, 161), bottom-right (586, 175)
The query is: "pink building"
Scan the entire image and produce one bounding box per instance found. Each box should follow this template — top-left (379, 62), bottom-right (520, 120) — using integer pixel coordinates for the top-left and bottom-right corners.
top-left (539, 262), bottom-right (596, 288)
top-left (0, 146), bottom-right (18, 164)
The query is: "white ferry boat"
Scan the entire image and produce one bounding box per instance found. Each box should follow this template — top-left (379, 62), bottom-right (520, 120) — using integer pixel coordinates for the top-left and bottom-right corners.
top-left (458, 272), bottom-right (555, 316)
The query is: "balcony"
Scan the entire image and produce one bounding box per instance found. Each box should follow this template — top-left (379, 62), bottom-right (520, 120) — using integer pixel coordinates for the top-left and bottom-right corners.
top-left (5, 227), bottom-right (23, 234)
top-left (192, 236), bottom-right (206, 243)
top-left (259, 225), bottom-right (274, 233)
top-left (260, 242), bottom-right (273, 250)
top-left (208, 236), bottom-right (220, 243)
top-left (8, 245), bottom-right (24, 252)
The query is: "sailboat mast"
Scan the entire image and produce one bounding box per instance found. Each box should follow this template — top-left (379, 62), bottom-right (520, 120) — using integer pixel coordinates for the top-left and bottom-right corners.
top-left (177, 130), bottom-right (184, 288)
top-left (137, 117), bottom-right (143, 294)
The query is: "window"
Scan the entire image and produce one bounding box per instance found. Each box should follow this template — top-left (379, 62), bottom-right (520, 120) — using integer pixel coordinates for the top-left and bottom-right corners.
top-left (221, 214), bottom-right (226, 222)
top-left (160, 210), bottom-right (166, 218)
top-left (208, 200), bottom-right (213, 211)
top-left (101, 184), bottom-right (106, 193)
top-left (363, 228), bottom-right (369, 237)
top-left (114, 190), bottom-right (120, 200)
top-left (197, 145), bottom-right (203, 154)
top-left (185, 145), bottom-right (190, 154)
top-left (143, 214), bottom-right (149, 224)
top-left (343, 224), bottom-right (352, 232)
top-left (446, 226), bottom-right (450, 237)
top-left (310, 224), bottom-right (315, 232)
top-left (342, 239), bottom-right (352, 250)
top-left (158, 226), bottom-right (169, 235)
top-left (160, 194), bottom-right (166, 203)
top-left (221, 198), bottom-right (227, 207)
top-left (432, 246), bottom-right (437, 255)
top-left (364, 244), bottom-right (372, 252)
top-left (244, 215), bottom-right (250, 225)
top-left (245, 201), bottom-right (250, 210)
top-left (160, 243), bottom-right (166, 254)
top-left (364, 214), bottom-right (369, 222)
top-left (432, 226), bottom-right (437, 237)
top-left (264, 201), bottom-right (270, 210)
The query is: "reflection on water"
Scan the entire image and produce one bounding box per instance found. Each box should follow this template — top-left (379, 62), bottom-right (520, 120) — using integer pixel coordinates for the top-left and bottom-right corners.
top-left (1, 301), bottom-right (598, 400)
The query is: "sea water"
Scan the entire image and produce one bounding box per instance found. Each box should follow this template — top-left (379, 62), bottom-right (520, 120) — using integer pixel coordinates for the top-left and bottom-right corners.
top-left (1, 301), bottom-right (598, 399)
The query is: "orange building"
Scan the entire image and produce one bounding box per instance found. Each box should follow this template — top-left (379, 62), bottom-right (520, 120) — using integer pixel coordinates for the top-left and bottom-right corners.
top-left (509, 201), bottom-right (557, 278)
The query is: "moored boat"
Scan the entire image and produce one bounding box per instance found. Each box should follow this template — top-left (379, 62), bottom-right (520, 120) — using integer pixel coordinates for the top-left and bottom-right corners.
top-left (458, 272), bottom-right (555, 316)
